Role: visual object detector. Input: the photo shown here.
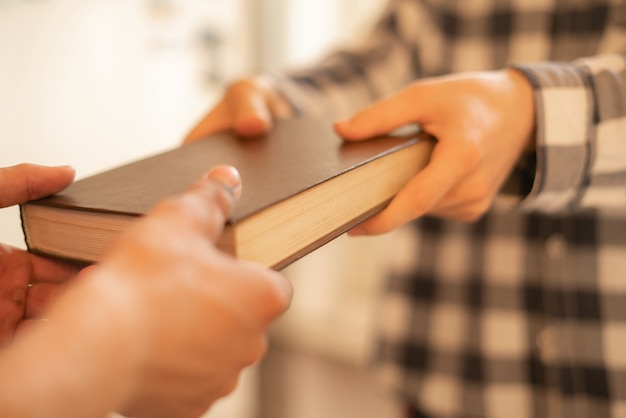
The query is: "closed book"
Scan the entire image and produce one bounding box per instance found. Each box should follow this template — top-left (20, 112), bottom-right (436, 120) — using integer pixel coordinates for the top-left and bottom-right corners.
top-left (20, 118), bottom-right (434, 270)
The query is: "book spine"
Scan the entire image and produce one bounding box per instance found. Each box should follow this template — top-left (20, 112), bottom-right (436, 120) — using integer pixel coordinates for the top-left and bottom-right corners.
top-left (18, 204), bottom-right (32, 252)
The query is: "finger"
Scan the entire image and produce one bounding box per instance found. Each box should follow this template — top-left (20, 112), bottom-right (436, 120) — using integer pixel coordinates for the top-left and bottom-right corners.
top-left (203, 164), bottom-right (243, 202)
top-left (0, 246), bottom-right (30, 345)
top-left (260, 77), bottom-right (294, 120)
top-left (349, 142), bottom-right (475, 235)
top-left (184, 80), bottom-right (274, 143)
top-left (152, 165), bottom-right (242, 244)
top-left (334, 85), bottom-right (427, 141)
top-left (267, 90), bottom-right (294, 119)
top-left (427, 204), bottom-right (487, 223)
top-left (183, 101), bottom-right (233, 143)
top-left (185, 165), bottom-right (241, 243)
top-left (233, 261), bottom-right (292, 324)
top-left (0, 164), bottom-right (75, 207)
top-left (229, 81), bottom-right (274, 137)
top-left (29, 253), bottom-right (83, 284)
top-left (25, 283), bottom-right (63, 319)
top-left (426, 190), bottom-right (493, 222)
top-left (15, 318), bottom-right (46, 338)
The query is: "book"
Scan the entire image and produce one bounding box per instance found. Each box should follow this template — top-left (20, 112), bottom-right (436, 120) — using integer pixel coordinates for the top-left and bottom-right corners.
top-left (20, 118), bottom-right (434, 270)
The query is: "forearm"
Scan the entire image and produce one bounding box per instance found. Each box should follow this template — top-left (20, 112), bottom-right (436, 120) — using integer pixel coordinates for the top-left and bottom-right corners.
top-left (0, 272), bottom-right (144, 418)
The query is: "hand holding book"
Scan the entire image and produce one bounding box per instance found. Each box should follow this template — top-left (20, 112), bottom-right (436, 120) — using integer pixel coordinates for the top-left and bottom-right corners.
top-left (4, 163), bottom-right (291, 417)
top-left (21, 119), bottom-right (433, 267)
top-left (334, 69), bottom-right (535, 233)
top-left (186, 69), bottom-right (535, 233)
top-left (0, 164), bottom-right (81, 345)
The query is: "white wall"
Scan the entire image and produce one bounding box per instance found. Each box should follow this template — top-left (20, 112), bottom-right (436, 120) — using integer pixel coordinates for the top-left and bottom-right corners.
top-left (0, 0), bottom-right (233, 247)
top-left (250, 0), bottom-right (385, 70)
top-left (286, 0), bottom-right (385, 65)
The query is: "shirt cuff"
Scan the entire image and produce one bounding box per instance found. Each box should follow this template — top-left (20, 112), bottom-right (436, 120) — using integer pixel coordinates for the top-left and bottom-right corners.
top-left (511, 62), bottom-right (594, 212)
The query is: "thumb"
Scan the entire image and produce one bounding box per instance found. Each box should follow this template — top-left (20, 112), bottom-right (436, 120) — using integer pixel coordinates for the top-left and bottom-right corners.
top-left (188, 165), bottom-right (242, 243)
top-left (203, 164), bottom-right (243, 203)
top-left (334, 87), bottom-right (424, 141)
top-left (184, 79), bottom-right (275, 144)
top-left (146, 165), bottom-right (243, 245)
top-left (183, 101), bottom-right (233, 144)
top-left (0, 164), bottom-right (75, 208)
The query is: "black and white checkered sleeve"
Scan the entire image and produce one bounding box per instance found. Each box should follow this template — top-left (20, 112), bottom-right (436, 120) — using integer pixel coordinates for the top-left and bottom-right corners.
top-left (514, 54), bottom-right (626, 212)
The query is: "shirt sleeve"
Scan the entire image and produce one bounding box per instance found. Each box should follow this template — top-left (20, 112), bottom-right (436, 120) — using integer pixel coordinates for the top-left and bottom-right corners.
top-left (513, 54), bottom-right (626, 212)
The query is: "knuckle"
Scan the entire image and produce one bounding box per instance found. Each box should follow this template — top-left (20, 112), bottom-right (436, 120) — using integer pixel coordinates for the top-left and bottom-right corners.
top-left (408, 199), bottom-right (433, 221)
top-left (474, 198), bottom-right (492, 217)
top-left (261, 274), bottom-right (292, 317)
top-left (458, 136), bottom-right (485, 169)
top-left (215, 376), bottom-right (240, 399)
top-left (459, 200), bottom-right (491, 223)
top-left (229, 78), bottom-right (261, 97)
top-left (148, 197), bottom-right (199, 231)
top-left (467, 181), bottom-right (491, 202)
top-left (151, 195), bottom-right (187, 216)
top-left (193, 179), bottom-right (235, 218)
top-left (243, 336), bottom-right (268, 366)
top-left (151, 185), bottom-right (231, 234)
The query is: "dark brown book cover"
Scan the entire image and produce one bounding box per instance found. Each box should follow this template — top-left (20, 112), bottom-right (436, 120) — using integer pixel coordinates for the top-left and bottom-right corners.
top-left (21, 118), bottom-right (433, 268)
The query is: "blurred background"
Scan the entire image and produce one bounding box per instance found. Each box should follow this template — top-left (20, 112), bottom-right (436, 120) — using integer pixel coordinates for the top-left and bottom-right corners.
top-left (0, 0), bottom-right (403, 416)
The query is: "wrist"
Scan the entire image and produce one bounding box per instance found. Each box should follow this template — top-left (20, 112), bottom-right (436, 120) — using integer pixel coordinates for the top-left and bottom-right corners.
top-left (504, 68), bottom-right (537, 152)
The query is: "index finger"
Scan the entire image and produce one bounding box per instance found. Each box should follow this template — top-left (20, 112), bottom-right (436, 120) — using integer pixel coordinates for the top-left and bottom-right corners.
top-left (183, 80), bottom-right (273, 143)
top-left (183, 100), bottom-right (233, 144)
top-left (334, 84), bottom-right (427, 141)
top-left (0, 164), bottom-right (75, 208)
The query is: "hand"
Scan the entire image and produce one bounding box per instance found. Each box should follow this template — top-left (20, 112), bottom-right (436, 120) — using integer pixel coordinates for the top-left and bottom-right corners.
top-left (105, 165), bottom-right (291, 417)
top-left (184, 75), bottom-right (293, 143)
top-left (336, 69), bottom-right (536, 234)
top-left (21, 165), bottom-right (292, 418)
top-left (0, 164), bottom-right (81, 346)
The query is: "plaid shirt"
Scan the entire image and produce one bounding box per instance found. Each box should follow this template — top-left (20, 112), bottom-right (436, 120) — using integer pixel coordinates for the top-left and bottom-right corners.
top-left (268, 1), bottom-right (626, 417)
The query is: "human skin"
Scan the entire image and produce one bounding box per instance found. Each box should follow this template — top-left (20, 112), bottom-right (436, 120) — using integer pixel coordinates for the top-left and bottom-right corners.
top-left (184, 69), bottom-right (535, 233)
top-left (0, 164), bottom-right (81, 345)
top-left (0, 163), bottom-right (292, 418)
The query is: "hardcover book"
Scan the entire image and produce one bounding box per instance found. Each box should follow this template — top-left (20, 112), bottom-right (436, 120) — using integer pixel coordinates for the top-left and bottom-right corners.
top-left (20, 118), bottom-right (434, 270)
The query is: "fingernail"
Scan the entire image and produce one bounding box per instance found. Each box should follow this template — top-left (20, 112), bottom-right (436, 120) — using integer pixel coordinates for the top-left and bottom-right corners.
top-left (236, 117), bottom-right (269, 137)
top-left (347, 226), bottom-right (365, 236)
top-left (207, 165), bottom-right (242, 200)
top-left (334, 119), bottom-right (350, 129)
top-left (58, 165), bottom-right (76, 174)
